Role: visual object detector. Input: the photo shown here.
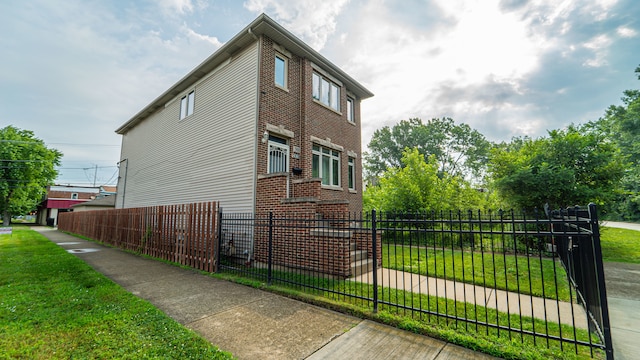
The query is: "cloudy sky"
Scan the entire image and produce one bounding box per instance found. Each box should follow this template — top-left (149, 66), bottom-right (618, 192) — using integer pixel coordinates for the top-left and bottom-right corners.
top-left (1, 0), bottom-right (638, 186)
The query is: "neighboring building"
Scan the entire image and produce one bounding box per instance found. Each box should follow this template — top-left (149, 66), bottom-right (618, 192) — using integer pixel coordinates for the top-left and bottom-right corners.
top-left (100, 185), bottom-right (117, 196)
top-left (36, 185), bottom-right (100, 225)
top-left (71, 195), bottom-right (116, 212)
top-left (115, 14), bottom-right (373, 214)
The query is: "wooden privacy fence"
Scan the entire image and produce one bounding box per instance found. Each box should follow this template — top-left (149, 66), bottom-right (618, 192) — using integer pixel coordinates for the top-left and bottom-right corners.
top-left (57, 201), bottom-right (219, 272)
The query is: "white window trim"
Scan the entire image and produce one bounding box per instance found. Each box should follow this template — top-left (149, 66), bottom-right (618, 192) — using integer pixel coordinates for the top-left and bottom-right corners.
top-left (312, 72), bottom-right (341, 112)
top-left (275, 53), bottom-right (288, 90)
top-left (312, 144), bottom-right (341, 188)
top-left (348, 157), bottom-right (356, 191)
top-left (346, 97), bottom-right (355, 123)
top-left (179, 90), bottom-right (195, 120)
top-left (71, 193), bottom-right (78, 200)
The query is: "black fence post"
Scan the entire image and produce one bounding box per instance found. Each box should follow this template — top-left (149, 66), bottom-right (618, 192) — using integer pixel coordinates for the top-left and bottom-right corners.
top-left (372, 209), bottom-right (378, 313)
top-left (589, 203), bottom-right (614, 360)
top-left (268, 211), bottom-right (273, 286)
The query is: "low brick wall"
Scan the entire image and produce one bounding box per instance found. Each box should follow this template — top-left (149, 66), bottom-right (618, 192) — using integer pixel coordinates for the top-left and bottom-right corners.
top-left (249, 211), bottom-right (380, 278)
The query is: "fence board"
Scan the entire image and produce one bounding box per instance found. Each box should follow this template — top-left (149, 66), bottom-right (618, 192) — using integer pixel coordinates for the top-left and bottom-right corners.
top-left (57, 201), bottom-right (219, 273)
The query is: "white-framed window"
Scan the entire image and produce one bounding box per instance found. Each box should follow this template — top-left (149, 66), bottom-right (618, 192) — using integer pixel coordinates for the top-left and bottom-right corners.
top-left (179, 90), bottom-right (195, 120)
top-left (348, 157), bottom-right (356, 190)
top-left (268, 135), bottom-right (289, 174)
top-left (71, 193), bottom-right (78, 200)
top-left (312, 72), bottom-right (340, 111)
top-left (274, 54), bottom-right (288, 89)
top-left (347, 97), bottom-right (355, 123)
top-left (312, 144), bottom-right (340, 186)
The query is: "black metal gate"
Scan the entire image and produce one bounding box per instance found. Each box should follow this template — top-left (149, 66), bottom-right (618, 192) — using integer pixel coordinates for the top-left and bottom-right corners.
top-left (218, 205), bottom-right (614, 358)
top-left (549, 204), bottom-right (613, 359)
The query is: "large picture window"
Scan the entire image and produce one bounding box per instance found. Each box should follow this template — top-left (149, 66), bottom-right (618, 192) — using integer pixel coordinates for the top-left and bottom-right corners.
top-left (268, 135), bottom-right (289, 174)
top-left (312, 72), bottom-right (340, 111)
top-left (312, 144), bottom-right (340, 186)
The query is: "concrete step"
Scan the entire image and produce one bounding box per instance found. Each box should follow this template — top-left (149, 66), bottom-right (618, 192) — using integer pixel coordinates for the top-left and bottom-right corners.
top-left (351, 258), bottom-right (374, 277)
top-left (350, 250), bottom-right (367, 263)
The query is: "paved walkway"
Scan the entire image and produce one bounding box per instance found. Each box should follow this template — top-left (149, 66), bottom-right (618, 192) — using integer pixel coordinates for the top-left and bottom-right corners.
top-left (603, 262), bottom-right (640, 360)
top-left (350, 269), bottom-right (588, 329)
top-left (35, 227), bottom-right (497, 360)
top-left (601, 221), bottom-right (640, 232)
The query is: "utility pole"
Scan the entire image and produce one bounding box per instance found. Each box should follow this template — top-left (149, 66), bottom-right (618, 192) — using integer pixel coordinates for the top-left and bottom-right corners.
top-left (93, 164), bottom-right (98, 187)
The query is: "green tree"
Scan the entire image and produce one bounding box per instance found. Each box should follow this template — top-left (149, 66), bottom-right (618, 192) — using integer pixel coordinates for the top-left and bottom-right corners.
top-left (587, 65), bottom-right (640, 220)
top-left (363, 117), bottom-right (490, 183)
top-left (489, 124), bottom-right (626, 210)
top-left (0, 126), bottom-right (62, 226)
top-left (364, 148), bottom-right (493, 212)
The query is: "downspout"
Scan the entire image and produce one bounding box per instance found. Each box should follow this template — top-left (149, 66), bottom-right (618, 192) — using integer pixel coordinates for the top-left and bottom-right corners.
top-left (249, 24), bottom-right (260, 213)
top-left (118, 158), bottom-right (128, 208)
top-left (299, 55), bottom-right (305, 191)
top-left (248, 27), bottom-right (258, 40)
top-left (248, 26), bottom-right (261, 264)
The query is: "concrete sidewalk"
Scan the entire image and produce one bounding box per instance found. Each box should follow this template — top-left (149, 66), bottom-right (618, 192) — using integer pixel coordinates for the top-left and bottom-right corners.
top-left (603, 262), bottom-right (640, 360)
top-left (35, 227), bottom-right (497, 360)
top-left (601, 221), bottom-right (640, 232)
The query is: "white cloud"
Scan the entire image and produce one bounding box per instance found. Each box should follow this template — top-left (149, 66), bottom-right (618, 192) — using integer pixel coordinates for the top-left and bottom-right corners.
top-left (333, 0), bottom-right (547, 143)
top-left (184, 27), bottom-right (224, 48)
top-left (243, 0), bottom-right (349, 50)
top-left (582, 34), bottom-right (612, 67)
top-left (617, 26), bottom-right (638, 38)
top-left (159, 0), bottom-right (194, 15)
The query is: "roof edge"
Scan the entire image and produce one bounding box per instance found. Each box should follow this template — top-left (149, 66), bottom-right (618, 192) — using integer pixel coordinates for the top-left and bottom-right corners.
top-left (115, 13), bottom-right (373, 135)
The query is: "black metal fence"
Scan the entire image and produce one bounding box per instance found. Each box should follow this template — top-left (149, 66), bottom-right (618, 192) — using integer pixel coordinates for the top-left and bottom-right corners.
top-left (218, 206), bottom-right (612, 358)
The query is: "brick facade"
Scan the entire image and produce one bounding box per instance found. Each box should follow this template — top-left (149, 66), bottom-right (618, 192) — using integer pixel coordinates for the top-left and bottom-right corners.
top-left (255, 35), bottom-right (364, 214)
top-left (249, 34), bottom-right (373, 278)
top-left (250, 211), bottom-right (382, 278)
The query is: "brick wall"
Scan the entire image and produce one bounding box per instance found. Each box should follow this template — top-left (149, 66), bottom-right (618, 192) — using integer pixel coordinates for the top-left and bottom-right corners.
top-left (48, 190), bottom-right (95, 200)
top-left (252, 212), bottom-right (352, 277)
top-left (251, 35), bottom-right (369, 276)
top-left (255, 35), bottom-right (364, 214)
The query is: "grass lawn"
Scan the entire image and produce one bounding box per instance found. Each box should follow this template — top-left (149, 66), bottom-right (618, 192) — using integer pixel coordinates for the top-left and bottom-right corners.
top-left (600, 227), bottom-right (640, 263)
top-left (0, 228), bottom-right (233, 359)
top-left (382, 245), bottom-right (572, 302)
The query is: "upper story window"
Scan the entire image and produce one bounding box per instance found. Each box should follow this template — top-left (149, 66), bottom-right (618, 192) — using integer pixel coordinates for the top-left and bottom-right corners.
top-left (312, 72), bottom-right (340, 111)
top-left (71, 193), bottom-right (78, 200)
top-left (312, 144), bottom-right (340, 187)
top-left (347, 97), bottom-right (355, 123)
top-left (179, 90), bottom-right (195, 120)
top-left (274, 54), bottom-right (288, 89)
top-left (348, 157), bottom-right (356, 190)
top-left (267, 135), bottom-right (289, 174)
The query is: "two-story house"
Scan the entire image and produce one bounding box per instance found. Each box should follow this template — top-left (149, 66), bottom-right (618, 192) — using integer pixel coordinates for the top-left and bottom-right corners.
top-left (115, 14), bottom-right (373, 214)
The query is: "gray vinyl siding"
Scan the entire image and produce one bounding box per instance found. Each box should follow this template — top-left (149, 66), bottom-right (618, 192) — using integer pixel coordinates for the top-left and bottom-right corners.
top-left (117, 42), bottom-right (259, 212)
